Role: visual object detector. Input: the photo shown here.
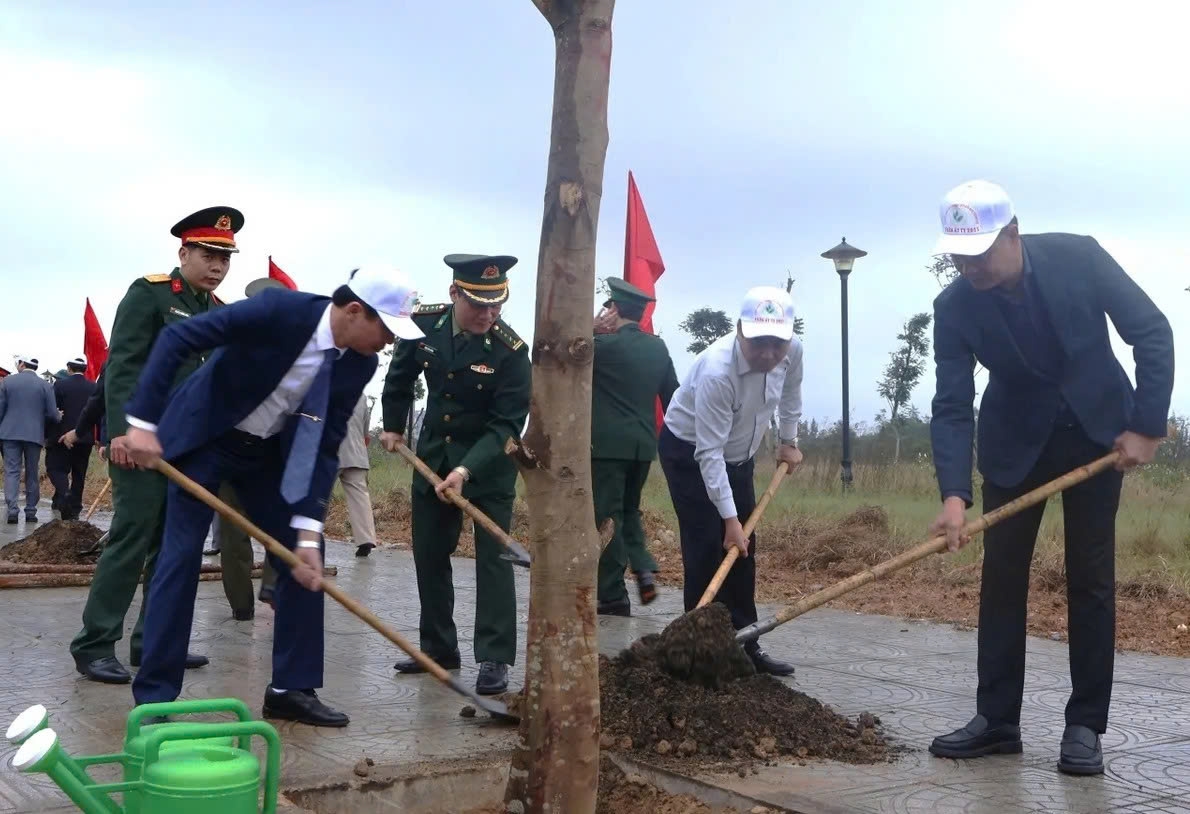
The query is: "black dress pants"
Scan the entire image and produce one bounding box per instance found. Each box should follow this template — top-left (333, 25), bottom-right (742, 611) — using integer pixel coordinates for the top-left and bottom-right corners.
top-left (976, 423), bottom-right (1122, 733)
top-left (46, 443), bottom-right (92, 519)
top-left (658, 425), bottom-right (761, 650)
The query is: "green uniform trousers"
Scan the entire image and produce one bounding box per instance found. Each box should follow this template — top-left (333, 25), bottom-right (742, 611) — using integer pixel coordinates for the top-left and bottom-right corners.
top-left (69, 464), bottom-right (165, 663)
top-left (594, 458), bottom-right (658, 604)
top-left (411, 478), bottom-right (517, 665)
top-left (214, 481), bottom-right (255, 615)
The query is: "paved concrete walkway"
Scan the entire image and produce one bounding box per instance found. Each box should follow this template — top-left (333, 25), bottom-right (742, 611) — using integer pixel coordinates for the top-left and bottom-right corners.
top-left (1, 510), bottom-right (1187, 813)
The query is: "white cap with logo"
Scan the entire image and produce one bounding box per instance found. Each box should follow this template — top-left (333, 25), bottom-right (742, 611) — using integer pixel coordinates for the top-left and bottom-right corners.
top-left (346, 265), bottom-right (424, 341)
top-left (932, 179), bottom-right (1015, 257)
top-left (739, 286), bottom-right (796, 341)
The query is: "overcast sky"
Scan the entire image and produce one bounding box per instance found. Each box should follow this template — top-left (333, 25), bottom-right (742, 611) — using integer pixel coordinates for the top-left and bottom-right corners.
top-left (2, 1), bottom-right (1187, 432)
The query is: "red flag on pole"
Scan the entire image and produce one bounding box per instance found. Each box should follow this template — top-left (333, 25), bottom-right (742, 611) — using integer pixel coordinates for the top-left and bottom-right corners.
top-left (268, 255), bottom-right (298, 290)
top-left (623, 170), bottom-right (665, 334)
top-left (622, 170), bottom-right (667, 431)
top-left (83, 298), bottom-right (108, 382)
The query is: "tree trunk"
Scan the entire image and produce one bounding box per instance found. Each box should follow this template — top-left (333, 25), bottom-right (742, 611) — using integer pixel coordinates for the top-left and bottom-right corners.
top-left (503, 1), bottom-right (615, 812)
top-left (893, 427), bottom-right (901, 464)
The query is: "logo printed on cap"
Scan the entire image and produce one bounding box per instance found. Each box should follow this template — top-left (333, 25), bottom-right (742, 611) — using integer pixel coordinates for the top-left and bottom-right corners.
top-left (943, 204), bottom-right (982, 234)
top-left (753, 299), bottom-right (785, 323)
top-left (481, 265), bottom-right (500, 280)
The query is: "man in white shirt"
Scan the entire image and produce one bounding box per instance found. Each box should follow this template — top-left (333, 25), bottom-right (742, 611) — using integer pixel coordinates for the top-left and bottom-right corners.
top-left (122, 266), bottom-right (422, 726)
top-left (659, 286), bottom-right (804, 676)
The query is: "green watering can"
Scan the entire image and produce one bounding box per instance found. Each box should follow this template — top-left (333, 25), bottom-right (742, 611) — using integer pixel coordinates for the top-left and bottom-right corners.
top-left (6, 699), bottom-right (281, 814)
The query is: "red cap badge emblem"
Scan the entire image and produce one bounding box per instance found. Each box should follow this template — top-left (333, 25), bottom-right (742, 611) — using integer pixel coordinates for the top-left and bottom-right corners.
top-left (481, 265), bottom-right (500, 280)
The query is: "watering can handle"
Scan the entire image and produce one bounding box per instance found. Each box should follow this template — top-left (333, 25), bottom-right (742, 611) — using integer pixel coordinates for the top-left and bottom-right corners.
top-left (142, 722), bottom-right (281, 814)
top-left (125, 698), bottom-right (254, 744)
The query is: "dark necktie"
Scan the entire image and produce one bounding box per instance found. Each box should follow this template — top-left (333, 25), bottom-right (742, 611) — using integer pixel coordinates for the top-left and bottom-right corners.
top-left (280, 348), bottom-right (337, 503)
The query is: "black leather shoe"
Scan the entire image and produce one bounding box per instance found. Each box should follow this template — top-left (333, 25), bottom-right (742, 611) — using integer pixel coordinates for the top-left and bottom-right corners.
top-left (233, 608), bottom-right (255, 621)
top-left (262, 687), bottom-right (349, 727)
top-left (1057, 724), bottom-right (1103, 775)
top-left (76, 656), bottom-right (131, 684)
top-left (597, 598), bottom-right (631, 617)
top-left (6, 513), bottom-right (17, 524)
top-left (128, 653), bottom-right (209, 669)
top-left (635, 571), bottom-right (658, 605)
top-left (476, 662), bottom-right (509, 695)
top-left (748, 647), bottom-right (795, 676)
top-left (929, 714), bottom-right (1023, 758)
top-left (202, 544), bottom-right (220, 556)
top-left (355, 543), bottom-right (375, 557)
top-left (24, 513), bottom-right (37, 524)
top-left (394, 652), bottom-right (461, 673)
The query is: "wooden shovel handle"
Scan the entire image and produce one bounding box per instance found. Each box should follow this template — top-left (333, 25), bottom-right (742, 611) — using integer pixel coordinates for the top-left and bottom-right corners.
top-left (153, 459), bottom-right (453, 683)
top-left (394, 442), bottom-right (530, 565)
top-left (84, 478), bottom-right (112, 522)
top-left (744, 451), bottom-right (1121, 638)
top-left (696, 461), bottom-right (790, 608)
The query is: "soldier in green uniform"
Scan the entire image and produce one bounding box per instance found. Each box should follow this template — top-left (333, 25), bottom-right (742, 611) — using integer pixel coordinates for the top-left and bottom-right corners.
top-left (592, 278), bottom-right (680, 616)
top-left (380, 254), bottom-right (530, 696)
top-left (69, 206), bottom-right (243, 683)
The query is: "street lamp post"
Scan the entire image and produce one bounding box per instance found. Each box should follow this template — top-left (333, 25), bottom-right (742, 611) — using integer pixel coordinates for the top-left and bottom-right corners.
top-left (821, 237), bottom-right (867, 490)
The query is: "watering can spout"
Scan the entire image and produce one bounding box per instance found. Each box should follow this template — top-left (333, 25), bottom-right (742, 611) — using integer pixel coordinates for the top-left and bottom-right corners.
top-left (12, 730), bottom-right (113, 814)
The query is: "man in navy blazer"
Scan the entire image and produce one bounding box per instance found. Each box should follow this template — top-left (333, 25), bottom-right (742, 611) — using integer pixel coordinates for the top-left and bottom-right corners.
top-left (924, 180), bottom-right (1174, 776)
top-left (122, 265), bottom-right (422, 727)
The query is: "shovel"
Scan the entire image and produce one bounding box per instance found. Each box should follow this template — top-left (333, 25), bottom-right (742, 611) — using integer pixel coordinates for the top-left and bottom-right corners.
top-left (83, 478), bottom-right (111, 522)
top-left (694, 462), bottom-right (789, 609)
top-left (394, 443), bottom-right (531, 569)
top-left (735, 451), bottom-right (1122, 644)
top-left (153, 459), bottom-right (519, 723)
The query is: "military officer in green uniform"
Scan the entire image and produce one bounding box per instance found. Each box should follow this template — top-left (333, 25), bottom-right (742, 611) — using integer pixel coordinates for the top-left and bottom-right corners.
top-left (380, 254), bottom-right (530, 696)
top-left (69, 206), bottom-right (243, 683)
top-left (592, 278), bottom-right (680, 616)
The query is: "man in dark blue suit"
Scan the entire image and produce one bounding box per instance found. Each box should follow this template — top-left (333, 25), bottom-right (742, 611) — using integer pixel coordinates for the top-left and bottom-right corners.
top-left (121, 265), bottom-right (423, 727)
top-left (924, 180), bottom-right (1174, 775)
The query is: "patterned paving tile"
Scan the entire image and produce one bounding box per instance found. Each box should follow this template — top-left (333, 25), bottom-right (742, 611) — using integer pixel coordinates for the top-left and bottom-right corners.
top-left (2, 514), bottom-right (1188, 814)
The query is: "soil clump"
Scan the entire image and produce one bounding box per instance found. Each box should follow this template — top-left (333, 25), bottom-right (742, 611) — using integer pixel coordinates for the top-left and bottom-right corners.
top-left (0, 520), bottom-right (104, 565)
top-left (599, 604), bottom-right (892, 770)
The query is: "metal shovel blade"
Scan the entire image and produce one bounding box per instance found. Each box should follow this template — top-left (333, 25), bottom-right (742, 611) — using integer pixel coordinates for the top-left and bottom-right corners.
top-left (447, 675), bottom-right (518, 723)
top-left (79, 530), bottom-right (109, 557)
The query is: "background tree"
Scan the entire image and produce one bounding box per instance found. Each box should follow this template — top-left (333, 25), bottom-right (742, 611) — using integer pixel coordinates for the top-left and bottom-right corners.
top-left (678, 307), bottom-right (732, 354)
top-left (784, 271), bottom-right (806, 336)
top-left (876, 312), bottom-right (932, 462)
top-left (504, 1), bottom-right (615, 811)
top-left (927, 255), bottom-right (958, 287)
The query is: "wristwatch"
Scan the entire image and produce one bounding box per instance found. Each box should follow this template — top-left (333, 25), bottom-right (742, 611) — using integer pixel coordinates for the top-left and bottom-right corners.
top-left (451, 466), bottom-right (472, 482)
top-left (779, 437), bottom-right (798, 449)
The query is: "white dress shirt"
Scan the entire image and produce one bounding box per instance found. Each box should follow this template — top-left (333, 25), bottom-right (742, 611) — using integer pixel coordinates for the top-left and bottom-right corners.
top-left (127, 304), bottom-right (345, 532)
top-left (663, 332), bottom-right (803, 519)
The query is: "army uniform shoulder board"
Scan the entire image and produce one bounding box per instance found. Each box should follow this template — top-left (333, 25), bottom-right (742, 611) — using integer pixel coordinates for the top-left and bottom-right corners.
top-left (414, 303), bottom-right (448, 316)
top-left (143, 274), bottom-right (173, 283)
top-left (491, 321), bottom-right (525, 351)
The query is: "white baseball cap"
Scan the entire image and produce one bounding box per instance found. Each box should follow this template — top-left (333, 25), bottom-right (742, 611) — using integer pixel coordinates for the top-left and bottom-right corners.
top-left (346, 266), bottom-right (424, 341)
top-left (14, 354), bottom-right (38, 368)
top-left (931, 179), bottom-right (1016, 257)
top-left (739, 286), bottom-right (796, 341)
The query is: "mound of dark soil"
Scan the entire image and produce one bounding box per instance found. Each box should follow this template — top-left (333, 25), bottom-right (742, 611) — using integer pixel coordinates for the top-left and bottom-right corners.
top-left (599, 605), bottom-right (892, 769)
top-left (0, 520), bottom-right (104, 564)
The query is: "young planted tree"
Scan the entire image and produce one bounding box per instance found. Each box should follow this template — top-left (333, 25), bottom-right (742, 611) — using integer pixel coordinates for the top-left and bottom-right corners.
top-left (876, 312), bottom-right (931, 462)
top-left (504, 1), bottom-right (615, 811)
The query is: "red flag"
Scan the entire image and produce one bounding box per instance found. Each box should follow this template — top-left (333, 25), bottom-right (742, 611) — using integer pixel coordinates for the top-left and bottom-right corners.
top-left (268, 256), bottom-right (298, 290)
top-left (622, 170), bottom-right (667, 431)
top-left (623, 170), bottom-right (665, 333)
top-left (83, 298), bottom-right (108, 382)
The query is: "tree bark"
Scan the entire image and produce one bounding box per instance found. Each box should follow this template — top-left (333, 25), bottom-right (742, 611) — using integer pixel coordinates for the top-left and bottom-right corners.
top-left (503, 1), bottom-right (614, 812)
